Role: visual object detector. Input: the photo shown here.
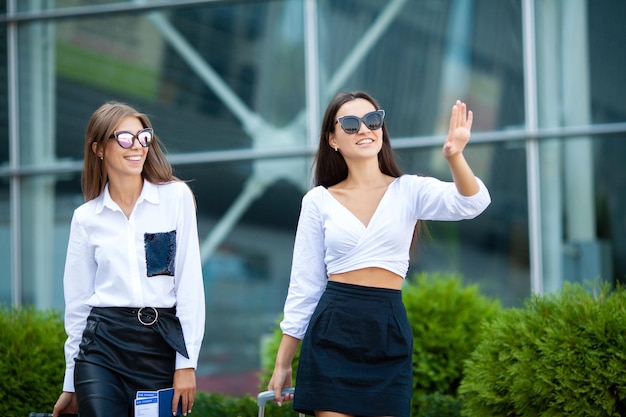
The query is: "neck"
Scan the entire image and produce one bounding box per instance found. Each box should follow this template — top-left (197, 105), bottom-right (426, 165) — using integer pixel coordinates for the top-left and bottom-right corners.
top-left (108, 175), bottom-right (144, 206)
top-left (343, 159), bottom-right (389, 189)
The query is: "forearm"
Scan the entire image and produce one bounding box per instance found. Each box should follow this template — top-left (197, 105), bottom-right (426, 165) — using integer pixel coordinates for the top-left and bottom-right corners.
top-left (274, 334), bottom-right (301, 369)
top-left (446, 153), bottom-right (480, 196)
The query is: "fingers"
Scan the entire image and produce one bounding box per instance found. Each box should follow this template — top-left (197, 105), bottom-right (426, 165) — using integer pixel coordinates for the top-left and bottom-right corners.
top-left (271, 386), bottom-right (293, 406)
top-left (269, 382), bottom-right (285, 404)
top-left (175, 389), bottom-right (196, 416)
top-left (53, 392), bottom-right (78, 417)
top-left (269, 378), bottom-right (292, 405)
top-left (450, 100), bottom-right (471, 127)
top-left (466, 109), bottom-right (474, 131)
top-left (173, 368), bottom-right (196, 415)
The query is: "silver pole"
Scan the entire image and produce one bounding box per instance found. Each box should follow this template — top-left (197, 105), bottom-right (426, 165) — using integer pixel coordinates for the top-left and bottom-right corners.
top-left (522, 0), bottom-right (543, 295)
top-left (7, 0), bottom-right (22, 306)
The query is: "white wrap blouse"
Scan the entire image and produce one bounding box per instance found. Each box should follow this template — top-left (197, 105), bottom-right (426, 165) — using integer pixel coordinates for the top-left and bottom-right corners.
top-left (280, 174), bottom-right (491, 339)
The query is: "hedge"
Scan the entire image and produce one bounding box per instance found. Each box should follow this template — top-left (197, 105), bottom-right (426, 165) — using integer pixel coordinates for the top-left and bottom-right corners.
top-left (0, 306), bottom-right (67, 416)
top-left (459, 280), bottom-right (626, 416)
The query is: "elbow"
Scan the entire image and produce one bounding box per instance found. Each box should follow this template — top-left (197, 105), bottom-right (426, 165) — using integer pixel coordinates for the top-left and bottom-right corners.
top-left (469, 192), bottom-right (491, 218)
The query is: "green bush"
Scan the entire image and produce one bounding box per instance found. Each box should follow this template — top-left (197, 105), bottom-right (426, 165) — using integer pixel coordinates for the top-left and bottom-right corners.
top-left (403, 273), bottom-right (501, 416)
top-left (193, 391), bottom-right (297, 417)
top-left (459, 280), bottom-right (626, 417)
top-left (0, 306), bottom-right (67, 416)
top-left (412, 392), bottom-right (462, 417)
top-left (259, 272), bottom-right (500, 417)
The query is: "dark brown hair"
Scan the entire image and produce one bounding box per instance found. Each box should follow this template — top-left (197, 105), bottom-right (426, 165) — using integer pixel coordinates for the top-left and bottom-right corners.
top-left (81, 101), bottom-right (177, 201)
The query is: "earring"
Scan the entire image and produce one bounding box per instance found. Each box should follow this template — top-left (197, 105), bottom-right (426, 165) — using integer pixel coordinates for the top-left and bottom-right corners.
top-left (334, 146), bottom-right (338, 152)
top-left (99, 156), bottom-right (103, 160)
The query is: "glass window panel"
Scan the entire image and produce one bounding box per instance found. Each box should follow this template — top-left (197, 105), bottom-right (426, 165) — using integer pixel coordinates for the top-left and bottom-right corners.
top-left (589, 4), bottom-right (624, 282)
top-left (316, 0), bottom-right (524, 137)
top-left (538, 134), bottom-right (623, 293)
top-left (0, 181), bottom-right (10, 305)
top-left (17, 0), bottom-right (129, 13)
top-left (588, 2), bottom-right (626, 124)
top-left (16, 1), bottom-right (306, 161)
top-left (595, 133), bottom-right (626, 284)
top-left (20, 172), bottom-right (81, 309)
top-left (536, 1), bottom-right (626, 292)
top-left (0, 22), bottom-right (7, 165)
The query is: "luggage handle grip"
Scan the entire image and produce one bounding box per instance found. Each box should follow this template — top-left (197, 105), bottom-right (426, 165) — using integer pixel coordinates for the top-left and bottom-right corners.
top-left (257, 387), bottom-right (295, 406)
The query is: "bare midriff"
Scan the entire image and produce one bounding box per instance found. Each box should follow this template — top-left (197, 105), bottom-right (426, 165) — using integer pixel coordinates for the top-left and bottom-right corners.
top-left (329, 267), bottom-right (403, 290)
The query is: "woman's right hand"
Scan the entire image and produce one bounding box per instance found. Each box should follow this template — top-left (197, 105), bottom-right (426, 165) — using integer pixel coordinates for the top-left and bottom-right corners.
top-left (268, 366), bottom-right (294, 405)
top-left (268, 333), bottom-right (301, 405)
top-left (52, 391), bottom-right (78, 417)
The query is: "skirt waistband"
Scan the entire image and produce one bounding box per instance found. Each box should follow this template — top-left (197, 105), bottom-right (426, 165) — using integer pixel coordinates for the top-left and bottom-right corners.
top-left (89, 306), bottom-right (188, 359)
top-left (325, 280), bottom-right (402, 300)
top-left (91, 306), bottom-right (176, 326)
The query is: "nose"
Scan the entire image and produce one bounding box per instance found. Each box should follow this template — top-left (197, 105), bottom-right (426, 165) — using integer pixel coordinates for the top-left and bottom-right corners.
top-left (130, 137), bottom-right (142, 148)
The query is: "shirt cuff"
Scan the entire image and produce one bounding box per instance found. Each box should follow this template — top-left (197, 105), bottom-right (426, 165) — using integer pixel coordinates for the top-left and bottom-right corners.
top-left (62, 368), bottom-right (75, 392)
top-left (176, 350), bottom-right (199, 370)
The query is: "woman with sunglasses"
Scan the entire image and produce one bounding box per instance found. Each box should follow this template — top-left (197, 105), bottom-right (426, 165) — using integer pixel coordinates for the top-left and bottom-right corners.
top-left (52, 101), bottom-right (205, 417)
top-left (268, 91), bottom-right (490, 417)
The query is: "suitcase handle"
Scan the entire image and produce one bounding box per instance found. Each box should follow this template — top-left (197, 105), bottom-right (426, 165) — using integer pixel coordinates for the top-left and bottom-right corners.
top-left (257, 387), bottom-right (295, 406)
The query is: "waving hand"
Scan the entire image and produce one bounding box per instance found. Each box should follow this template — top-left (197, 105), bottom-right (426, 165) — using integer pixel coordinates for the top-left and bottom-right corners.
top-left (443, 100), bottom-right (473, 158)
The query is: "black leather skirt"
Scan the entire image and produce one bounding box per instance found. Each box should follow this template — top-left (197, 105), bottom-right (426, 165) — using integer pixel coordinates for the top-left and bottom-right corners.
top-left (74, 306), bottom-right (187, 417)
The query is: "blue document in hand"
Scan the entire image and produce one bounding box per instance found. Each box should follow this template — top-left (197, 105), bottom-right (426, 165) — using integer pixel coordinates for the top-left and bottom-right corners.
top-left (135, 387), bottom-right (182, 417)
top-left (158, 388), bottom-right (183, 417)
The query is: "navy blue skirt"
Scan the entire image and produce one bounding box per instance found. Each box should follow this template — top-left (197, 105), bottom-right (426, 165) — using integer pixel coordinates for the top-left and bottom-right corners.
top-left (294, 281), bottom-right (413, 417)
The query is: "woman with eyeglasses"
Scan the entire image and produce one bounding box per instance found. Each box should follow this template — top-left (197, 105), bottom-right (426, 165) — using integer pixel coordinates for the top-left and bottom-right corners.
top-left (52, 101), bottom-right (205, 417)
top-left (267, 91), bottom-right (491, 417)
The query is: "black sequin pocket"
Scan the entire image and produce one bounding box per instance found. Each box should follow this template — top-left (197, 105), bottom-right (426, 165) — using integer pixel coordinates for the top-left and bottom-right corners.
top-left (144, 230), bottom-right (176, 277)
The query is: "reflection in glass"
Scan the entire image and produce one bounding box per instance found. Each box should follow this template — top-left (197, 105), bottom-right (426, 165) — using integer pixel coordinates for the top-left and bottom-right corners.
top-left (0, 181), bottom-right (10, 305)
top-left (0, 21), bottom-right (7, 165)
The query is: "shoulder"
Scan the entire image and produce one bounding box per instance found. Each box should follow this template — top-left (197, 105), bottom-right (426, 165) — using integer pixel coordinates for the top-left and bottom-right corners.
top-left (302, 185), bottom-right (326, 202)
top-left (148, 181), bottom-right (197, 210)
top-left (397, 174), bottom-right (446, 186)
top-left (72, 196), bottom-right (101, 219)
top-left (394, 174), bottom-right (428, 189)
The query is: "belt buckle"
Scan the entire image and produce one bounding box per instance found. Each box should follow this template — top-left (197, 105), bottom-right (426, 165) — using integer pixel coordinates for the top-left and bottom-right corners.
top-left (137, 307), bottom-right (158, 326)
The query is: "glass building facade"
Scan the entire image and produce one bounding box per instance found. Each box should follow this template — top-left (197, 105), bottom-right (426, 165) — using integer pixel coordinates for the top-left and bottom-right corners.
top-left (2, 0), bottom-right (625, 394)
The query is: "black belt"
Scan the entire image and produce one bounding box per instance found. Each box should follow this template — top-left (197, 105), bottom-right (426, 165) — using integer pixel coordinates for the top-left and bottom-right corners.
top-left (90, 306), bottom-right (189, 359)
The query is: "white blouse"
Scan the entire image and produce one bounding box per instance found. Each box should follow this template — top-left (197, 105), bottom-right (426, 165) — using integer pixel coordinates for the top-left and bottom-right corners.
top-left (280, 174), bottom-right (491, 339)
top-left (61, 180), bottom-right (205, 392)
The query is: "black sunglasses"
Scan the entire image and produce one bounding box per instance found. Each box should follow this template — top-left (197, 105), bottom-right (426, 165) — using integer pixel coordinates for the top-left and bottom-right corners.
top-left (109, 128), bottom-right (154, 149)
top-left (336, 110), bottom-right (385, 134)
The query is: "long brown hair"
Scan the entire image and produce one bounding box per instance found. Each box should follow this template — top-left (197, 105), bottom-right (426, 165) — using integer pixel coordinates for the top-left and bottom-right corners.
top-left (81, 101), bottom-right (177, 201)
top-left (313, 90), bottom-right (427, 253)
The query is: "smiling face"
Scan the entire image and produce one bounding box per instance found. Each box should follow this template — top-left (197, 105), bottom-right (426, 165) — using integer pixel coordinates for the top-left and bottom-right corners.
top-left (93, 116), bottom-right (149, 182)
top-left (329, 98), bottom-right (383, 161)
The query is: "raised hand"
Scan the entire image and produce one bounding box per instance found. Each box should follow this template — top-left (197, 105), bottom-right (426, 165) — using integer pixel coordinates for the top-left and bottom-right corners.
top-left (443, 100), bottom-right (473, 158)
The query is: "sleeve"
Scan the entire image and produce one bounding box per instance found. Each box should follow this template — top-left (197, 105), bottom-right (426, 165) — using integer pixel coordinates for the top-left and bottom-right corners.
top-left (173, 182), bottom-right (206, 370)
top-left (407, 175), bottom-right (491, 221)
top-left (280, 190), bottom-right (328, 339)
top-left (62, 211), bottom-right (97, 392)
